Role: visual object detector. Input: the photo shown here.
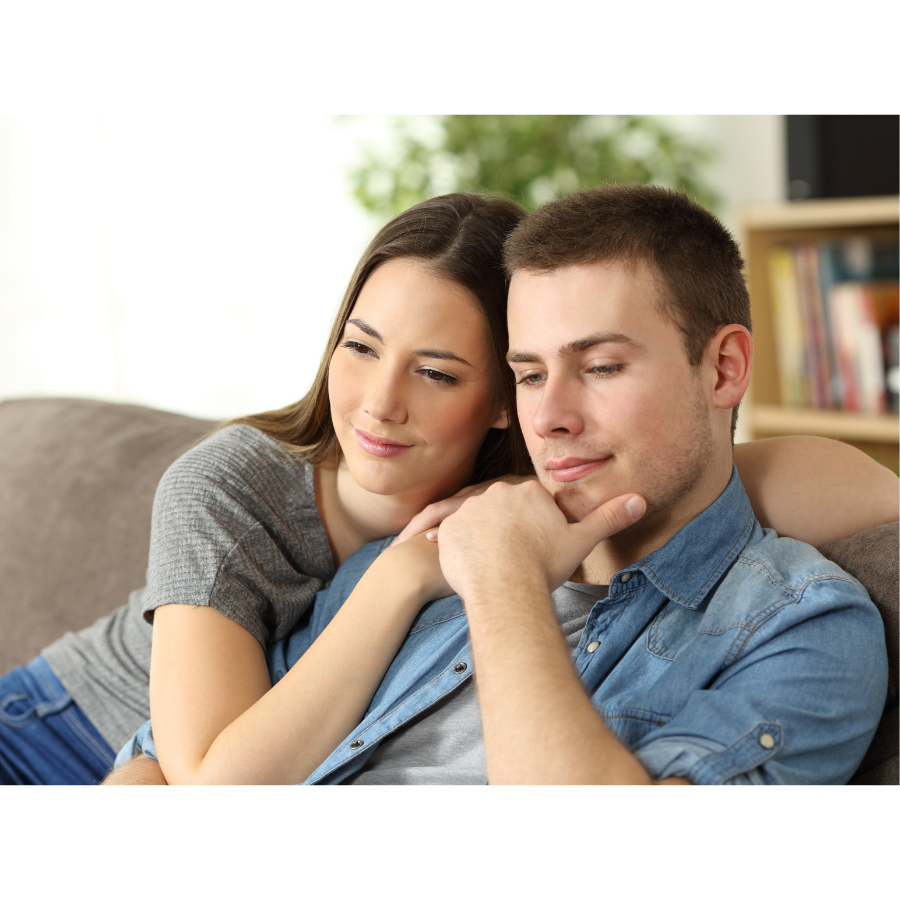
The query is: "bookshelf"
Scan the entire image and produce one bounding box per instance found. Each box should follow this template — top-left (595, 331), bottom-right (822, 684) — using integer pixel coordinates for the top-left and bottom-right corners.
top-left (741, 196), bottom-right (900, 472)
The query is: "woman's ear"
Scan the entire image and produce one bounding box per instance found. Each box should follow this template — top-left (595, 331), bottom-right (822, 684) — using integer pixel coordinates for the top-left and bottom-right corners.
top-left (491, 407), bottom-right (510, 430)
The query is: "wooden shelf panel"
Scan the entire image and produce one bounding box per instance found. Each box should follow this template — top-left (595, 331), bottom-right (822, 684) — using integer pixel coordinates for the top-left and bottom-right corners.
top-left (742, 198), bottom-right (899, 412)
top-left (742, 196), bottom-right (899, 231)
top-left (748, 405), bottom-right (900, 443)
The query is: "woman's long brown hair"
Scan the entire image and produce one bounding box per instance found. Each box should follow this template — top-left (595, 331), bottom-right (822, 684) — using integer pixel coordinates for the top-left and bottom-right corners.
top-left (226, 193), bottom-right (534, 482)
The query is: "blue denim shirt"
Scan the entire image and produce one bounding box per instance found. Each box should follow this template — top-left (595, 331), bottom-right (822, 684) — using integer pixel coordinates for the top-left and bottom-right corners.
top-left (117, 466), bottom-right (888, 785)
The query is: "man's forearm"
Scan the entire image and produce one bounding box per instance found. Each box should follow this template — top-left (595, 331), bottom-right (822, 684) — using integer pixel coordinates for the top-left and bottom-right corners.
top-left (434, 479), bottom-right (677, 783)
top-left (101, 754), bottom-right (169, 785)
top-left (465, 577), bottom-right (684, 785)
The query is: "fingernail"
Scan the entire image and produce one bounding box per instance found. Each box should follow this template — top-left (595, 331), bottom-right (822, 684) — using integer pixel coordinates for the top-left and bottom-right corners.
top-left (625, 496), bottom-right (646, 519)
top-left (426, 531), bottom-right (437, 541)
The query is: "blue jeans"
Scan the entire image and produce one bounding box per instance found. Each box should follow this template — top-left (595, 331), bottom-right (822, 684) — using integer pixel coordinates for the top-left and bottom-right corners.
top-left (0, 656), bottom-right (115, 784)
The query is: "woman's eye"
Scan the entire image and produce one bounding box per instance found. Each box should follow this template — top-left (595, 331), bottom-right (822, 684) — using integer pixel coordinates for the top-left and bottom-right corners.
top-left (342, 340), bottom-right (376, 356)
top-left (420, 368), bottom-right (458, 386)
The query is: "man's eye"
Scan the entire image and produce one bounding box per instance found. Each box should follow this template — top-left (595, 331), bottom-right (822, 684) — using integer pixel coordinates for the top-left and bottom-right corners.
top-left (421, 368), bottom-right (458, 386)
top-left (342, 340), bottom-right (375, 356)
top-left (515, 373), bottom-right (546, 387)
top-left (589, 364), bottom-right (624, 377)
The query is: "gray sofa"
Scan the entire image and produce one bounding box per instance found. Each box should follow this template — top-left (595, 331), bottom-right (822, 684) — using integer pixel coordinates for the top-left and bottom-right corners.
top-left (0, 397), bottom-right (896, 784)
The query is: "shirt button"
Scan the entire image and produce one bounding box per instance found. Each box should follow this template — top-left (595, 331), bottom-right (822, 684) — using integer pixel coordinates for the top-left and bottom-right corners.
top-left (759, 733), bottom-right (775, 750)
top-left (620, 572), bottom-right (632, 583)
top-left (453, 662), bottom-right (467, 674)
top-left (587, 641), bottom-right (601, 653)
top-left (350, 739), bottom-right (364, 749)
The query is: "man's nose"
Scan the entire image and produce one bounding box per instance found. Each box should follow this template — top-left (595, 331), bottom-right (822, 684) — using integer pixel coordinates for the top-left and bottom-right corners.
top-left (363, 365), bottom-right (408, 424)
top-left (530, 376), bottom-right (585, 438)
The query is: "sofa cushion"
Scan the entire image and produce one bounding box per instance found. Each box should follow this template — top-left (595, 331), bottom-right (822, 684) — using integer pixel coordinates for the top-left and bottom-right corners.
top-left (0, 398), bottom-right (214, 671)
top-left (819, 521), bottom-right (899, 784)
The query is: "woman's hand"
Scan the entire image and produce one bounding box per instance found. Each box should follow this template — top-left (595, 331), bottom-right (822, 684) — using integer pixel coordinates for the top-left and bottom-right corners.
top-left (380, 531), bottom-right (454, 604)
top-left (391, 473), bottom-right (536, 546)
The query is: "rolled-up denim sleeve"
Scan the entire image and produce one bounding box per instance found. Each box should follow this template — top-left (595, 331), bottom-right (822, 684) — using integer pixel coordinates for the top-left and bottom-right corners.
top-left (632, 580), bottom-right (888, 785)
top-left (635, 728), bottom-right (779, 785)
top-left (113, 719), bottom-right (158, 769)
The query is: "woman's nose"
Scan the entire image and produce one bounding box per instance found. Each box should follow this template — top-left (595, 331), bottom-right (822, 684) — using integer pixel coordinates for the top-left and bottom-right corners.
top-left (530, 376), bottom-right (585, 438)
top-left (363, 366), bottom-right (408, 424)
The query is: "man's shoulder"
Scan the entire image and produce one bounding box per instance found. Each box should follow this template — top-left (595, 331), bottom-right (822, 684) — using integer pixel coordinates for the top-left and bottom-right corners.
top-left (736, 526), bottom-right (868, 601)
top-left (696, 524), bottom-right (874, 637)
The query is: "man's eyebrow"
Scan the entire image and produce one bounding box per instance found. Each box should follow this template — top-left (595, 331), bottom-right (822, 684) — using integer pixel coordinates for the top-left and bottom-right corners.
top-left (347, 318), bottom-right (384, 344)
top-left (507, 332), bottom-right (640, 364)
top-left (565, 332), bottom-right (641, 355)
top-left (506, 350), bottom-right (541, 364)
top-left (347, 318), bottom-right (472, 367)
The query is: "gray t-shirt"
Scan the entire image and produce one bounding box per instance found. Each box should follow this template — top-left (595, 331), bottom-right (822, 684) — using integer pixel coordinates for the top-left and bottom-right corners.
top-left (42, 425), bottom-right (333, 751)
top-left (343, 581), bottom-right (609, 784)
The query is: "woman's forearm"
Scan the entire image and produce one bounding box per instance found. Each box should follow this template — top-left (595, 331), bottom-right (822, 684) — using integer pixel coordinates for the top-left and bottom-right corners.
top-left (735, 435), bottom-right (899, 546)
top-left (156, 549), bottom-right (435, 785)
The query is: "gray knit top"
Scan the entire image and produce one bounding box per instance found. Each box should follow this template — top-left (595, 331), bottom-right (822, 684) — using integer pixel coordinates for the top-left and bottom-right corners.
top-left (42, 425), bottom-right (334, 751)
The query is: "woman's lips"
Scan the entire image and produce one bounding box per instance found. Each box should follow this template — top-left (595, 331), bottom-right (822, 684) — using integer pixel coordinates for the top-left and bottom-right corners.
top-left (354, 428), bottom-right (413, 458)
top-left (544, 456), bottom-right (611, 483)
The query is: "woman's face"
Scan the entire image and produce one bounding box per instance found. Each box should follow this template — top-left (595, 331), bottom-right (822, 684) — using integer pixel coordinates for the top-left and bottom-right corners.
top-left (329, 258), bottom-right (508, 503)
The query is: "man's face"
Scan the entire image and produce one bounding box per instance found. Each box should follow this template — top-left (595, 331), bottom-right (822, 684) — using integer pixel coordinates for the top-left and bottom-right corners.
top-left (507, 260), bottom-right (719, 530)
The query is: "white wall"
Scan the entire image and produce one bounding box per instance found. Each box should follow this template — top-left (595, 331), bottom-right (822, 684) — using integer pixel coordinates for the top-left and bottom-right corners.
top-left (659, 114), bottom-right (786, 231)
top-left (0, 115), bottom-right (785, 422)
top-left (0, 116), bottom-right (375, 419)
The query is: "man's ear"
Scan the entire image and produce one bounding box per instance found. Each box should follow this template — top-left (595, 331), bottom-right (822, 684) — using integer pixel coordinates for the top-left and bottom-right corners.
top-left (707, 324), bottom-right (753, 410)
top-left (491, 406), bottom-right (510, 430)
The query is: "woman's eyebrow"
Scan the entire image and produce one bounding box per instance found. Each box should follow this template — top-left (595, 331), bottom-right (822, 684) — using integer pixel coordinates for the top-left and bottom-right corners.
top-left (348, 318), bottom-right (472, 367)
top-left (347, 318), bottom-right (384, 343)
top-left (414, 349), bottom-right (472, 366)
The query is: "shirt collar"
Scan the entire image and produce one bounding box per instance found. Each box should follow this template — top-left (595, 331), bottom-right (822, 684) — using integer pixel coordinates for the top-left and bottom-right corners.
top-left (627, 464), bottom-right (755, 610)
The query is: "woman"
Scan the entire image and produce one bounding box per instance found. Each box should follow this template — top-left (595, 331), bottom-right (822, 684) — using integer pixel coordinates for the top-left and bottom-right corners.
top-left (3, 193), bottom-right (895, 785)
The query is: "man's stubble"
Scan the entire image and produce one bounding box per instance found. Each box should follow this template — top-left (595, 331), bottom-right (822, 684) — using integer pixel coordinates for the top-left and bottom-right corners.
top-left (541, 379), bottom-right (718, 531)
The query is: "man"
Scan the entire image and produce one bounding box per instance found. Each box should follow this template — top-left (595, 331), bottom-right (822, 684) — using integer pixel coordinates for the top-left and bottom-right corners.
top-left (108, 185), bottom-right (888, 785)
top-left (435, 184), bottom-right (888, 784)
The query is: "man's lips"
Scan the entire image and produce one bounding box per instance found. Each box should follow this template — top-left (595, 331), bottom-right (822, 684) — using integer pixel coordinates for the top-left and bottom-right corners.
top-left (354, 428), bottom-right (413, 458)
top-left (544, 455), bottom-right (612, 483)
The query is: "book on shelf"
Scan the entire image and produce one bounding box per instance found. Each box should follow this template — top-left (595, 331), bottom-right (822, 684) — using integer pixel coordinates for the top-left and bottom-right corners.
top-left (765, 237), bottom-right (899, 415)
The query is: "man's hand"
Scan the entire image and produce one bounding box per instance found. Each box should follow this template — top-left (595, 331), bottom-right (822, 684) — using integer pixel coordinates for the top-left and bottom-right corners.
top-left (435, 479), bottom-right (646, 602)
top-left (432, 480), bottom-right (672, 785)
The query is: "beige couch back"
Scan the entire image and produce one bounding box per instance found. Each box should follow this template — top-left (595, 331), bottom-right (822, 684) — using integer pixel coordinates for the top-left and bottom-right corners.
top-left (0, 398), bottom-right (213, 669)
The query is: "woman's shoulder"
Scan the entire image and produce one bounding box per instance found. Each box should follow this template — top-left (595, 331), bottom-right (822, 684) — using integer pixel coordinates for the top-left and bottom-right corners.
top-left (145, 425), bottom-right (332, 642)
top-left (156, 423), bottom-right (316, 512)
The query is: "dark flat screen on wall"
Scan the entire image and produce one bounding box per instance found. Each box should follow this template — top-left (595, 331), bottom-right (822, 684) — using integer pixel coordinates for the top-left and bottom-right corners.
top-left (787, 115), bottom-right (899, 201)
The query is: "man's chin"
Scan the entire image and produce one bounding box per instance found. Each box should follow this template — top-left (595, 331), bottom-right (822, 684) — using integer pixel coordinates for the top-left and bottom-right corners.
top-left (552, 485), bottom-right (614, 525)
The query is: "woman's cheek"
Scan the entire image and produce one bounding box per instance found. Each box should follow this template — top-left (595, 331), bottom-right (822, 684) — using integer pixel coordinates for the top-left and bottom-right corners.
top-left (327, 355), bottom-right (354, 424)
top-left (424, 388), bottom-right (494, 457)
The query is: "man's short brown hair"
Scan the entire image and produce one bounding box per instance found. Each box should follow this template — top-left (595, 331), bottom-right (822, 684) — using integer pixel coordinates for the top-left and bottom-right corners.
top-left (503, 183), bottom-right (751, 437)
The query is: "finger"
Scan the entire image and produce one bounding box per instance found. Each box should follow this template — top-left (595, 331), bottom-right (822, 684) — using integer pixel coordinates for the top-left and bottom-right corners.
top-left (392, 508), bottom-right (445, 545)
top-left (425, 527), bottom-right (439, 542)
top-left (392, 496), bottom-right (466, 545)
top-left (572, 493), bottom-right (646, 553)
